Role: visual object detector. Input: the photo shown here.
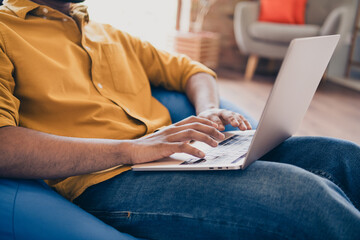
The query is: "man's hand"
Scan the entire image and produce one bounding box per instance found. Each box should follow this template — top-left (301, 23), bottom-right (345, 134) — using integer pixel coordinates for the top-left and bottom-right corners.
top-left (198, 108), bottom-right (252, 131)
top-left (128, 116), bottom-right (225, 164)
top-left (184, 73), bottom-right (251, 132)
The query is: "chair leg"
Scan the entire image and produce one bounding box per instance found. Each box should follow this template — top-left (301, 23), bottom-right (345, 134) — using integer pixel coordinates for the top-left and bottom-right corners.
top-left (244, 55), bottom-right (259, 81)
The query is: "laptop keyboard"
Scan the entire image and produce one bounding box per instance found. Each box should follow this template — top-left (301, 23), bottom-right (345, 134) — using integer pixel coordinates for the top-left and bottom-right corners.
top-left (180, 134), bottom-right (253, 165)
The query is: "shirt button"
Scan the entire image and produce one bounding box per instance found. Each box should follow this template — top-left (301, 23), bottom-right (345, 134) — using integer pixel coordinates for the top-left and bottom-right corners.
top-left (84, 46), bottom-right (91, 51)
top-left (42, 8), bottom-right (49, 14)
top-left (97, 83), bottom-right (103, 89)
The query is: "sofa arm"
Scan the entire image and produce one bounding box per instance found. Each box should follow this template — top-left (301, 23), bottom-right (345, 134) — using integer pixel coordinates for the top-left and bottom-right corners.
top-left (234, 1), bottom-right (259, 55)
top-left (320, 6), bottom-right (351, 36)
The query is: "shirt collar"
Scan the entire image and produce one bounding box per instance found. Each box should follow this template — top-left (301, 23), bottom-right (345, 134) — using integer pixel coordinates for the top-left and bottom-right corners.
top-left (69, 4), bottom-right (89, 23)
top-left (3, 0), bottom-right (39, 19)
top-left (3, 0), bottom-right (89, 22)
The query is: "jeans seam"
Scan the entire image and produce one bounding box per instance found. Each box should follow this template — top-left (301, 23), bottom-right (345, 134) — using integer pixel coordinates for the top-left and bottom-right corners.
top-left (307, 168), bottom-right (358, 209)
top-left (307, 169), bottom-right (342, 187)
top-left (90, 210), bottom-right (292, 240)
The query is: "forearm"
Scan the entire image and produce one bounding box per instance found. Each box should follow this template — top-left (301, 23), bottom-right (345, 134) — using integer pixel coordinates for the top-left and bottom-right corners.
top-left (0, 126), bottom-right (132, 179)
top-left (185, 72), bottom-right (220, 115)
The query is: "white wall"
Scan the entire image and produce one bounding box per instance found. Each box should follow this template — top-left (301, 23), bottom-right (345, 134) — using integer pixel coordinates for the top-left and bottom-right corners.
top-left (85, 0), bottom-right (178, 49)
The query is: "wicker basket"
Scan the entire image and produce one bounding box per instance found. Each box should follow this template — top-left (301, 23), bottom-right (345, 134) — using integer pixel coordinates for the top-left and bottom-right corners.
top-left (168, 31), bottom-right (220, 69)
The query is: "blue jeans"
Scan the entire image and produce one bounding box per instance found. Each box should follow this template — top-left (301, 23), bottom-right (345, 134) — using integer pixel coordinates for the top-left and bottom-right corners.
top-left (74, 137), bottom-right (360, 240)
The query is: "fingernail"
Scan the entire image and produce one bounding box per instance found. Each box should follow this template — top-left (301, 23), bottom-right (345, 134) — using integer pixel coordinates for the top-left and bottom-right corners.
top-left (198, 151), bottom-right (205, 158)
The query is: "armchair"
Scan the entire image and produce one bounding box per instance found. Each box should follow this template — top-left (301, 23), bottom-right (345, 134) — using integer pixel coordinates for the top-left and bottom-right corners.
top-left (0, 87), bottom-right (257, 240)
top-left (234, 0), bottom-right (352, 80)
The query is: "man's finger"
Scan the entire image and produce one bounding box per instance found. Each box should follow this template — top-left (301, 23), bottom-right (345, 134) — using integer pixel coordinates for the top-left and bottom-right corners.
top-left (166, 129), bottom-right (219, 147)
top-left (243, 119), bottom-right (252, 130)
top-left (219, 111), bottom-right (252, 131)
top-left (232, 114), bottom-right (246, 130)
top-left (207, 114), bottom-right (225, 131)
top-left (219, 110), bottom-right (239, 127)
top-left (167, 123), bottom-right (225, 141)
top-left (172, 142), bottom-right (205, 158)
top-left (237, 114), bottom-right (252, 130)
top-left (174, 115), bottom-right (218, 128)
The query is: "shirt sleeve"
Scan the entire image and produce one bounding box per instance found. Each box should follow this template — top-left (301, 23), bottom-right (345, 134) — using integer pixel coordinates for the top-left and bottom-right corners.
top-left (0, 43), bottom-right (20, 128)
top-left (126, 33), bottom-right (217, 92)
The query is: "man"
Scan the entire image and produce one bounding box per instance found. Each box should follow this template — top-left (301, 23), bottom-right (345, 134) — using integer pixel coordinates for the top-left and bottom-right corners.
top-left (0, 0), bottom-right (359, 239)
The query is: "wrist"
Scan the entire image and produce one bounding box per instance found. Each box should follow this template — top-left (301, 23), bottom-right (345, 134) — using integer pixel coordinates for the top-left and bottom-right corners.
top-left (109, 140), bottom-right (134, 165)
top-left (185, 72), bottom-right (220, 115)
top-left (196, 105), bottom-right (218, 115)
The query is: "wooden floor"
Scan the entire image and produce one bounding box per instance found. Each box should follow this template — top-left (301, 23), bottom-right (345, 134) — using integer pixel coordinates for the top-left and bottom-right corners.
top-left (216, 69), bottom-right (360, 145)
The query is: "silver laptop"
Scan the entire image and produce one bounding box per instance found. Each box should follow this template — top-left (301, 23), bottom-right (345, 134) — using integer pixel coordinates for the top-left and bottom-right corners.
top-left (132, 35), bottom-right (340, 171)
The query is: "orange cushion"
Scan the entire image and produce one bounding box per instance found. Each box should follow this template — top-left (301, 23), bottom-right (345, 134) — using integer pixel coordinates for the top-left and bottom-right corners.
top-left (259, 0), bottom-right (307, 25)
top-left (294, 0), bottom-right (307, 24)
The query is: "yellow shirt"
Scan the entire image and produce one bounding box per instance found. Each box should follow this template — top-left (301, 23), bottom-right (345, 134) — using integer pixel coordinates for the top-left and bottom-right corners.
top-left (0, 0), bottom-right (216, 201)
